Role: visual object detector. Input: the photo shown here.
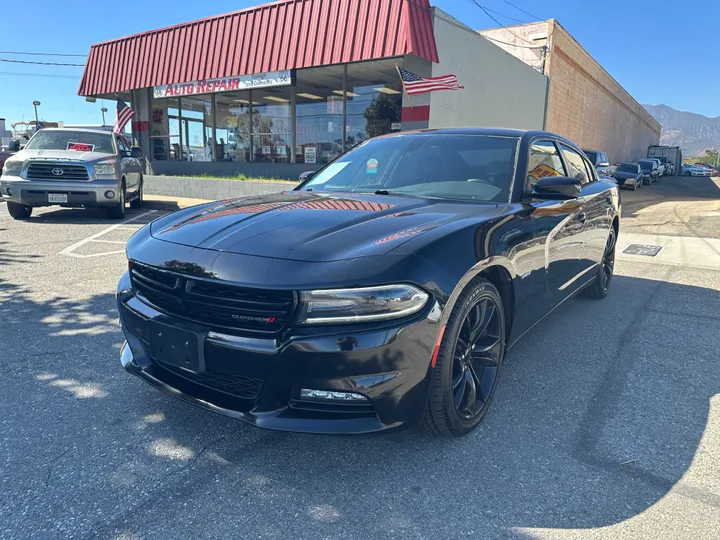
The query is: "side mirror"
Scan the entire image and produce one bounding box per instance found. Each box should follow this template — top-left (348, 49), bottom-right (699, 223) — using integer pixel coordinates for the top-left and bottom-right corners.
top-left (531, 176), bottom-right (582, 199)
top-left (299, 170), bottom-right (315, 181)
top-left (131, 147), bottom-right (144, 159)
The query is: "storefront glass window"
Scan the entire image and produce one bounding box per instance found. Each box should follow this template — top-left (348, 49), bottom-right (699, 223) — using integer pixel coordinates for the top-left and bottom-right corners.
top-left (251, 87), bottom-right (292, 164)
top-left (295, 65), bottom-right (345, 166)
top-left (150, 97), bottom-right (180, 160)
top-left (346, 59), bottom-right (403, 145)
top-left (180, 96), bottom-right (212, 161)
top-left (215, 91), bottom-right (254, 162)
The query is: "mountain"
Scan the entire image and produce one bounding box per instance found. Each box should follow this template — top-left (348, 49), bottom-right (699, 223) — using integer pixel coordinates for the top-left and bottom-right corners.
top-left (643, 104), bottom-right (720, 156)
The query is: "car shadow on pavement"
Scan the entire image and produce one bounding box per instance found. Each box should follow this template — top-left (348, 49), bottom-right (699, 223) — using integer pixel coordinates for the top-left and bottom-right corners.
top-left (18, 206), bottom-right (155, 225)
top-left (1, 262), bottom-right (719, 538)
top-left (621, 175), bottom-right (720, 221)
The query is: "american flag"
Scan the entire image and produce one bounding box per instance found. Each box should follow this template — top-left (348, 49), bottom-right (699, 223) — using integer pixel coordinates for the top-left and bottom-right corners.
top-left (113, 99), bottom-right (136, 133)
top-left (396, 66), bottom-right (464, 95)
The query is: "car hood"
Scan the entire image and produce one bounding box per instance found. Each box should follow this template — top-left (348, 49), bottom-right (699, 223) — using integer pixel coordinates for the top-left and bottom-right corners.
top-left (149, 191), bottom-right (506, 262)
top-left (614, 171), bottom-right (638, 179)
top-left (15, 149), bottom-right (115, 163)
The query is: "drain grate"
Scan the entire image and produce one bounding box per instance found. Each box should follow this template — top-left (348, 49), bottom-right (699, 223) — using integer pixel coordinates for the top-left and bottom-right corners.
top-left (623, 244), bottom-right (662, 257)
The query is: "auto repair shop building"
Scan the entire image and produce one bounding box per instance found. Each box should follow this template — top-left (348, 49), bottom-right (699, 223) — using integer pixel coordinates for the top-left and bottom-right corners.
top-left (78, 0), bottom-right (549, 178)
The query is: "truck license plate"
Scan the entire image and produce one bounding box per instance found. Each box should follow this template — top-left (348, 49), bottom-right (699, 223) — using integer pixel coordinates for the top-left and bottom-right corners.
top-left (48, 193), bottom-right (68, 203)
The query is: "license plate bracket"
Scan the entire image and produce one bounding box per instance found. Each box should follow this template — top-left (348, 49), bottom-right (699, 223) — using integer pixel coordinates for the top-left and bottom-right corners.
top-left (149, 320), bottom-right (206, 373)
top-left (48, 193), bottom-right (68, 203)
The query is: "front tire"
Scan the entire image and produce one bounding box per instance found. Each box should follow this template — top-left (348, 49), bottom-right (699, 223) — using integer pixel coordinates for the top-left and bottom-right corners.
top-left (107, 184), bottom-right (126, 219)
top-left (584, 228), bottom-right (616, 299)
top-left (685, 171), bottom-right (692, 176)
top-left (7, 201), bottom-right (32, 220)
top-left (130, 176), bottom-right (144, 209)
top-left (423, 278), bottom-right (506, 436)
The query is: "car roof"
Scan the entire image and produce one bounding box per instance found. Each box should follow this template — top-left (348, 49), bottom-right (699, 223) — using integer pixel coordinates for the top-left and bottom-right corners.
top-left (375, 127), bottom-right (580, 147)
top-left (619, 162), bottom-right (638, 166)
top-left (37, 128), bottom-right (114, 135)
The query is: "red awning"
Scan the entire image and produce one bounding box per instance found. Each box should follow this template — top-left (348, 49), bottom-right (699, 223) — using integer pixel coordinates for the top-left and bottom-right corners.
top-left (78, 0), bottom-right (438, 96)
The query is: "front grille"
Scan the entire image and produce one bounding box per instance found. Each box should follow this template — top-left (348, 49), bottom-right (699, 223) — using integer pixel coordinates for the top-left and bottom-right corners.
top-left (129, 262), bottom-right (296, 334)
top-left (155, 359), bottom-right (263, 399)
top-left (27, 162), bottom-right (89, 181)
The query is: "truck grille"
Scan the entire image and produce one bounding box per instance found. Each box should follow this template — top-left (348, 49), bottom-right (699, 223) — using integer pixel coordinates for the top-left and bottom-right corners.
top-left (26, 162), bottom-right (89, 181)
top-left (129, 262), bottom-right (296, 334)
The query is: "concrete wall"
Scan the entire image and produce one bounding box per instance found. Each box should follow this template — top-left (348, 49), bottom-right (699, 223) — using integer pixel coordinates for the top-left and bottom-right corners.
top-left (145, 175), bottom-right (296, 201)
top-left (428, 9), bottom-right (548, 130)
top-left (148, 160), bottom-right (311, 180)
top-left (480, 20), bottom-right (661, 164)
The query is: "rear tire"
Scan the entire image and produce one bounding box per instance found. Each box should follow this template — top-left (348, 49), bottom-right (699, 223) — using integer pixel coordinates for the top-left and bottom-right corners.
top-left (7, 201), bottom-right (32, 220)
top-left (107, 184), bottom-right (126, 219)
top-left (423, 278), bottom-right (506, 437)
top-left (584, 228), bottom-right (616, 299)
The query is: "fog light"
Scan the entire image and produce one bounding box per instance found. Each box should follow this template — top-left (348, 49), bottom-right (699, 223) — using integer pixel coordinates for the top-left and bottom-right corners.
top-left (300, 388), bottom-right (368, 401)
top-left (105, 190), bottom-right (115, 199)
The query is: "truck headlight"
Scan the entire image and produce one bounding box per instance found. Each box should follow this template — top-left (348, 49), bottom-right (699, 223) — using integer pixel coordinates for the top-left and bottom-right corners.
top-left (95, 164), bottom-right (116, 175)
top-left (297, 285), bottom-right (429, 324)
top-left (2, 160), bottom-right (22, 174)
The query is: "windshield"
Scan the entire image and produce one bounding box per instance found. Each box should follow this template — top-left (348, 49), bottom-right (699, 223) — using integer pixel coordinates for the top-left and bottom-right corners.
top-left (638, 161), bottom-right (654, 171)
top-left (301, 134), bottom-right (519, 202)
top-left (583, 151), bottom-right (598, 163)
top-left (25, 130), bottom-right (116, 154)
top-left (618, 163), bottom-right (638, 173)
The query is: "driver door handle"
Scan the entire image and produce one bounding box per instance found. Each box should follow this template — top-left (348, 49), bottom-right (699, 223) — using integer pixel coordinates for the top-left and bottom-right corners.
top-left (577, 212), bottom-right (587, 224)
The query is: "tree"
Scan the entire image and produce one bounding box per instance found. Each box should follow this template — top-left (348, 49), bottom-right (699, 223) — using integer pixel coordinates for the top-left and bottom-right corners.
top-left (363, 94), bottom-right (401, 138)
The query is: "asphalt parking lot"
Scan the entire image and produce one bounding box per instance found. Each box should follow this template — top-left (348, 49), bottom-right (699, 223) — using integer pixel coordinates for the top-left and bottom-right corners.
top-left (1, 176), bottom-right (719, 540)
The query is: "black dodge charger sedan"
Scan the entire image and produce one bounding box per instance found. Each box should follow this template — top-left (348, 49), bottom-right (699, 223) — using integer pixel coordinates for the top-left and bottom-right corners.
top-left (117, 128), bottom-right (620, 436)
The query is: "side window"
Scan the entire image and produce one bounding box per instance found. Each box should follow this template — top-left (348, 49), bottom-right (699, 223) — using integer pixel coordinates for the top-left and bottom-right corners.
top-left (599, 153), bottom-right (608, 165)
top-left (117, 137), bottom-right (129, 154)
top-left (559, 144), bottom-right (591, 184)
top-left (527, 140), bottom-right (566, 190)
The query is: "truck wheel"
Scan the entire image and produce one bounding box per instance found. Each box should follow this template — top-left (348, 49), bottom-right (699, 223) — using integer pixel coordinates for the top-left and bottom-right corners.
top-left (106, 184), bottom-right (126, 219)
top-left (7, 202), bottom-right (32, 220)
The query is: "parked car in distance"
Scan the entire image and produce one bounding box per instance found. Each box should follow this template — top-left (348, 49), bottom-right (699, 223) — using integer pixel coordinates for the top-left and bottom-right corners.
top-left (118, 128), bottom-right (621, 437)
top-left (682, 164), bottom-right (710, 176)
top-left (636, 159), bottom-right (659, 184)
top-left (653, 156), bottom-right (673, 175)
top-left (694, 162), bottom-right (719, 175)
top-left (582, 149), bottom-right (616, 177)
top-left (644, 157), bottom-right (665, 177)
top-left (613, 162), bottom-right (644, 190)
top-left (0, 128), bottom-right (144, 220)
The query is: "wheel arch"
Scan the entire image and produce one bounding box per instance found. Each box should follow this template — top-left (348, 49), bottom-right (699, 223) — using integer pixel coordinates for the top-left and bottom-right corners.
top-left (439, 258), bottom-right (516, 341)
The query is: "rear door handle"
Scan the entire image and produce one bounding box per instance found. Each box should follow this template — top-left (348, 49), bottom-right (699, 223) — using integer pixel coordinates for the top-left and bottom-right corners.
top-left (577, 212), bottom-right (587, 224)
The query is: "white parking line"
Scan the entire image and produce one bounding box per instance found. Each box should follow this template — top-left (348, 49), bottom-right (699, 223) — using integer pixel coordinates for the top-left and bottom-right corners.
top-left (59, 210), bottom-right (157, 258)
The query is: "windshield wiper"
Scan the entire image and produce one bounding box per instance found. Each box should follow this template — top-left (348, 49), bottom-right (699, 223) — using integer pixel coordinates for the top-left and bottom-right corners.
top-left (374, 189), bottom-right (392, 195)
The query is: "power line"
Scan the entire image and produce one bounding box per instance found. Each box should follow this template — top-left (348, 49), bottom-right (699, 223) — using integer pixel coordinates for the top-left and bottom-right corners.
top-left (0, 71), bottom-right (81, 79)
top-left (482, 34), bottom-right (546, 49)
top-left (500, 0), bottom-right (543, 22)
top-left (0, 50), bottom-right (87, 57)
top-left (468, 0), bottom-right (537, 45)
top-left (481, 5), bottom-right (528, 25)
top-left (0, 58), bottom-right (85, 67)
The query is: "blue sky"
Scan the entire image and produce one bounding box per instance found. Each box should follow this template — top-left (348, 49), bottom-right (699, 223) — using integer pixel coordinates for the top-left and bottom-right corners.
top-left (2, 0), bottom-right (718, 127)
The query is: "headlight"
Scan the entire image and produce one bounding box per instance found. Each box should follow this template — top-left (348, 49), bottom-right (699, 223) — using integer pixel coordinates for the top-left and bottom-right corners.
top-left (95, 163), bottom-right (116, 175)
top-left (297, 284), bottom-right (429, 324)
top-left (2, 160), bottom-right (23, 174)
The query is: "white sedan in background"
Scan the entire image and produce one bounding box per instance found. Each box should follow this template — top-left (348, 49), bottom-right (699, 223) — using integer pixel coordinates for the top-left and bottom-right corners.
top-left (682, 164), bottom-right (712, 176)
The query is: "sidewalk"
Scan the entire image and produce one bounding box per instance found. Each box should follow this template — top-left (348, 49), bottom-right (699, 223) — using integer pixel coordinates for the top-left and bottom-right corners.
top-left (143, 194), bottom-right (211, 211)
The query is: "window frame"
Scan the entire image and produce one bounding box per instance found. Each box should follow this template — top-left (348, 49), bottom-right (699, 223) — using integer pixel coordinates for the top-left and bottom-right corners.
top-left (116, 136), bottom-right (129, 156)
top-left (558, 143), bottom-right (596, 185)
top-left (524, 138), bottom-right (568, 193)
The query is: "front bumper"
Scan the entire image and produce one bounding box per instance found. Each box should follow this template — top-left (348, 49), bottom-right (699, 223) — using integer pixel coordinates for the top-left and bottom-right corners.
top-left (0, 177), bottom-right (120, 207)
top-left (117, 273), bottom-right (441, 435)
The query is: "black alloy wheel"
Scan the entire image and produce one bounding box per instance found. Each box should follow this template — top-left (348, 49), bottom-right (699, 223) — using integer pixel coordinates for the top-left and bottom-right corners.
top-left (423, 278), bottom-right (506, 436)
top-left (585, 228), bottom-right (616, 299)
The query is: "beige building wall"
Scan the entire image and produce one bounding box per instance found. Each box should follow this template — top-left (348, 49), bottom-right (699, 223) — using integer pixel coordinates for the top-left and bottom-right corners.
top-left (427, 9), bottom-right (548, 131)
top-left (480, 20), bottom-right (660, 164)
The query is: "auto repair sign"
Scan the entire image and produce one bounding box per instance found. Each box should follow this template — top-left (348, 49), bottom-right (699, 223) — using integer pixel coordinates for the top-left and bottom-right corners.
top-left (153, 70), bottom-right (292, 98)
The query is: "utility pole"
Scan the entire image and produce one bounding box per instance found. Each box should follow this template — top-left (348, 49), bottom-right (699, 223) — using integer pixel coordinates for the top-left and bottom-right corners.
top-left (101, 107), bottom-right (108, 126)
top-left (32, 100), bottom-right (41, 126)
